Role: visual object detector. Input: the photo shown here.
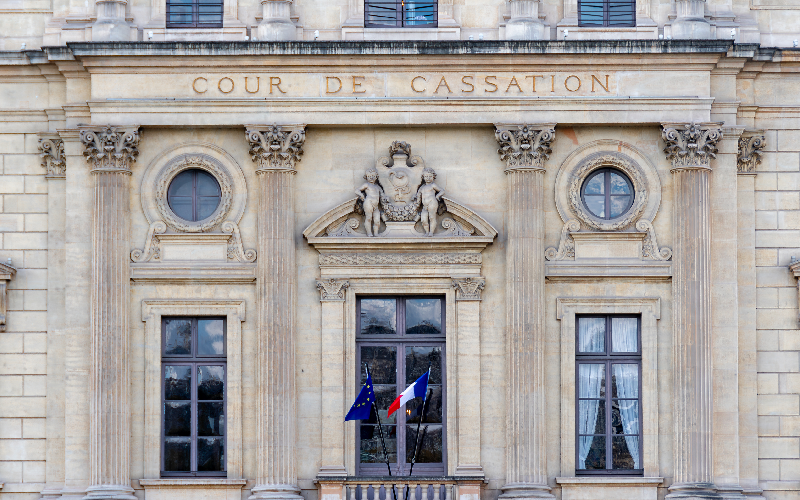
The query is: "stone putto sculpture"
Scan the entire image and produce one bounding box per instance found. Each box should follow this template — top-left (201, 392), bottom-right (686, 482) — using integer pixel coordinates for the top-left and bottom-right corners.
top-left (417, 166), bottom-right (445, 236)
top-left (356, 166), bottom-right (386, 237)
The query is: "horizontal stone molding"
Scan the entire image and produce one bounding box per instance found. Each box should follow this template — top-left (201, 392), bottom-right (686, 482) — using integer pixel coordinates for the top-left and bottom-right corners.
top-left (130, 262), bottom-right (257, 283)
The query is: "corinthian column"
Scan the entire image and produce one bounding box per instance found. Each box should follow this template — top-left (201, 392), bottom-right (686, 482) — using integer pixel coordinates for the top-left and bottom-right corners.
top-left (80, 126), bottom-right (140, 500)
top-left (662, 123), bottom-right (723, 500)
top-left (494, 124), bottom-right (556, 500)
top-left (245, 125), bottom-right (306, 500)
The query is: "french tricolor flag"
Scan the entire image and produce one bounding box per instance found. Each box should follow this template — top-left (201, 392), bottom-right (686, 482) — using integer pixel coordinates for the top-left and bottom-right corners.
top-left (388, 369), bottom-right (430, 417)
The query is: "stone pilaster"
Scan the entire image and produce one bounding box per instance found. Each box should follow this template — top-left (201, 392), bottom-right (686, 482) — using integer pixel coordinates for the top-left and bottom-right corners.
top-left (494, 124), bottom-right (556, 499)
top-left (256, 0), bottom-right (296, 41)
top-left (91, 0), bottom-right (136, 41)
top-left (245, 125), bottom-right (306, 500)
top-left (80, 126), bottom-right (140, 500)
top-left (671, 0), bottom-right (712, 39)
top-left (505, 0), bottom-right (546, 40)
top-left (662, 122), bottom-right (722, 500)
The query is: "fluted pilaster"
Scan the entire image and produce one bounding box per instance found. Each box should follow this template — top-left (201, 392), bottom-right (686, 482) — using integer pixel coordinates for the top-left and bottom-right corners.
top-left (80, 126), bottom-right (140, 500)
top-left (662, 123), bottom-right (722, 500)
top-left (246, 125), bottom-right (306, 500)
top-left (495, 124), bottom-right (556, 499)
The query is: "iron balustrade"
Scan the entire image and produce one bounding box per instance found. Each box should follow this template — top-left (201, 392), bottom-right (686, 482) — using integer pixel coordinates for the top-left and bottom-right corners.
top-left (578, 0), bottom-right (635, 27)
top-left (365, 1), bottom-right (438, 28)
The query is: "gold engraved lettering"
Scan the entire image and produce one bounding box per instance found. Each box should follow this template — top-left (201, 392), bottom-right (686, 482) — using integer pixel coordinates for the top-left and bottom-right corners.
top-left (525, 75), bottom-right (543, 92)
top-left (505, 76), bottom-right (523, 93)
top-left (218, 77), bottom-right (234, 94)
top-left (484, 76), bottom-right (498, 93)
top-left (326, 76), bottom-right (342, 93)
top-left (192, 77), bottom-right (208, 94)
top-left (461, 75), bottom-right (475, 92)
top-left (434, 76), bottom-right (453, 94)
top-left (353, 76), bottom-right (366, 94)
top-left (565, 75), bottom-right (581, 92)
top-left (411, 76), bottom-right (427, 93)
top-left (245, 76), bottom-right (260, 94)
top-left (270, 77), bottom-right (286, 94)
top-left (551, 75), bottom-right (555, 92)
top-left (591, 74), bottom-right (610, 93)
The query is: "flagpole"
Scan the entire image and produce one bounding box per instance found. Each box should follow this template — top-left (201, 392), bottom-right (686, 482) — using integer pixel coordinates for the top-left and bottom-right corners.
top-left (365, 363), bottom-right (398, 500)
top-left (405, 367), bottom-right (432, 500)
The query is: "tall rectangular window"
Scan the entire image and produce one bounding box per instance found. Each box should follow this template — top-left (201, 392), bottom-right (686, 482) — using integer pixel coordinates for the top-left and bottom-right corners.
top-left (576, 315), bottom-right (642, 474)
top-left (365, 1), bottom-right (438, 28)
top-left (356, 297), bottom-right (445, 476)
top-left (166, 0), bottom-right (223, 28)
top-left (578, 0), bottom-right (635, 27)
top-left (162, 317), bottom-right (226, 476)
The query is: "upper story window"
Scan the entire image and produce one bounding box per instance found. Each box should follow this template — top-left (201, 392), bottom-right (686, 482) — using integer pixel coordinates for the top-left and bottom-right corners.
top-left (167, 0), bottom-right (223, 28)
top-left (580, 168), bottom-right (634, 221)
top-left (167, 169), bottom-right (222, 222)
top-left (578, 0), bottom-right (635, 27)
top-left (576, 315), bottom-right (642, 474)
top-left (365, 1), bottom-right (438, 28)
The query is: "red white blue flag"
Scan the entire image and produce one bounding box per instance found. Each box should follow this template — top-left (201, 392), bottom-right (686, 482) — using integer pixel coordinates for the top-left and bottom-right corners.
top-left (387, 369), bottom-right (430, 417)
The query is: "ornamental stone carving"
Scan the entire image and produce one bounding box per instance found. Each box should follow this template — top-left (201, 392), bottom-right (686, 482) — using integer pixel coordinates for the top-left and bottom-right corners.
top-left (662, 122), bottom-right (723, 170)
top-left (245, 124), bottom-right (306, 173)
top-left (738, 133), bottom-right (766, 174)
top-left (316, 279), bottom-right (350, 301)
top-left (80, 126), bottom-right (140, 172)
top-left (544, 219), bottom-right (580, 261)
top-left (0, 260), bottom-right (16, 332)
top-left (38, 135), bottom-right (65, 178)
top-left (452, 277), bottom-right (486, 301)
top-left (636, 220), bottom-right (673, 261)
top-left (790, 258), bottom-right (800, 324)
top-left (494, 123), bottom-right (556, 171)
top-left (319, 253), bottom-right (482, 266)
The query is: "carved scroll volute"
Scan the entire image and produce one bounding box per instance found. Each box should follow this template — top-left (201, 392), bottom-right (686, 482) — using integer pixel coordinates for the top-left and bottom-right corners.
top-left (661, 122), bottom-right (723, 171)
top-left (245, 124), bottom-right (307, 174)
top-left (738, 133), bottom-right (766, 174)
top-left (38, 134), bottom-right (66, 178)
top-left (316, 278), bottom-right (350, 301)
top-left (494, 123), bottom-right (556, 172)
top-left (80, 126), bottom-right (141, 173)
top-left (452, 277), bottom-right (486, 301)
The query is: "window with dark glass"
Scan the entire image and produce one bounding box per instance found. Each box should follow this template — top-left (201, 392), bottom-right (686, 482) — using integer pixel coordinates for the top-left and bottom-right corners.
top-left (580, 168), bottom-right (634, 220)
top-left (356, 297), bottom-right (445, 476)
top-left (167, 169), bottom-right (222, 222)
top-left (576, 316), bottom-right (642, 475)
top-left (162, 317), bottom-right (226, 476)
top-left (365, 1), bottom-right (438, 28)
top-left (166, 0), bottom-right (223, 29)
top-left (578, 0), bottom-right (635, 27)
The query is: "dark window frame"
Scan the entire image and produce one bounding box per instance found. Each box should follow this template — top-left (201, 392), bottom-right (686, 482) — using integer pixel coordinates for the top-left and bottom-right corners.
top-left (577, 0), bottom-right (636, 27)
top-left (167, 169), bottom-right (222, 223)
top-left (365, 1), bottom-right (438, 28)
top-left (355, 296), bottom-right (447, 476)
top-left (166, 0), bottom-right (224, 29)
top-left (580, 167), bottom-right (635, 221)
top-left (575, 315), bottom-right (643, 476)
top-left (161, 317), bottom-right (227, 477)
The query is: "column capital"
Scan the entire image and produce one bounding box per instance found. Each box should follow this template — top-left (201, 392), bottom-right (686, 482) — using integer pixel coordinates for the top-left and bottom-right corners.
top-left (452, 277), bottom-right (486, 301)
top-left (661, 122), bottom-right (723, 172)
top-left (737, 132), bottom-right (766, 175)
top-left (38, 133), bottom-right (66, 179)
top-left (245, 124), bottom-right (306, 174)
top-left (79, 125), bottom-right (140, 174)
top-left (494, 123), bottom-right (556, 173)
top-left (316, 278), bottom-right (350, 302)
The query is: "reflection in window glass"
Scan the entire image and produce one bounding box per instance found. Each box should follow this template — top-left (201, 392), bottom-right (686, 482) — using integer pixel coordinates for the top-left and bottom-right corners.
top-left (406, 298), bottom-right (442, 335)
top-left (198, 319), bottom-right (225, 356)
top-left (581, 168), bottom-right (634, 221)
top-left (360, 298), bottom-right (397, 335)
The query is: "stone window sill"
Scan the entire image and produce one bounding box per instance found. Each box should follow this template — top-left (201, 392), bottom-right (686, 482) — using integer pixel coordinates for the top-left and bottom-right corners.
top-left (556, 477), bottom-right (664, 485)
top-left (139, 479), bottom-right (248, 488)
top-left (556, 477), bottom-right (663, 500)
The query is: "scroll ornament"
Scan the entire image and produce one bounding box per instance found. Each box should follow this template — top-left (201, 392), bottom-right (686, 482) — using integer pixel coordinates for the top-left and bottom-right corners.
top-left (662, 123), bottom-right (723, 169)
top-left (636, 220), bottom-right (672, 261)
top-left (738, 134), bottom-right (766, 174)
top-left (80, 126), bottom-right (140, 172)
top-left (222, 221), bottom-right (257, 262)
top-left (544, 219), bottom-right (580, 261)
top-left (38, 137), bottom-right (65, 177)
top-left (494, 124), bottom-right (556, 170)
top-left (452, 277), bottom-right (486, 301)
top-left (316, 278), bottom-right (350, 301)
top-left (245, 124), bottom-right (306, 172)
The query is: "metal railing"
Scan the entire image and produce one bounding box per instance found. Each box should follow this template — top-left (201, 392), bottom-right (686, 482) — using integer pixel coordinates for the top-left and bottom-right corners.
top-left (316, 476), bottom-right (486, 500)
top-left (365, 1), bottom-right (438, 28)
top-left (577, 0), bottom-right (635, 27)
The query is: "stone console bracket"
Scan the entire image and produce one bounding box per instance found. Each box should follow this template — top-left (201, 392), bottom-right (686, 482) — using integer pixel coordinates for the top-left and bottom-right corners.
top-left (0, 261), bottom-right (16, 332)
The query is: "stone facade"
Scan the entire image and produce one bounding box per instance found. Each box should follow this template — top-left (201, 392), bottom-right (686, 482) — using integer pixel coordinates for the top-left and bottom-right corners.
top-left (0, 4), bottom-right (799, 500)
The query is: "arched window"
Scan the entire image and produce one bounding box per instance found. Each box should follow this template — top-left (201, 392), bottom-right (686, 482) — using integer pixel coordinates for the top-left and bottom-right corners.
top-left (578, 0), bottom-right (635, 27)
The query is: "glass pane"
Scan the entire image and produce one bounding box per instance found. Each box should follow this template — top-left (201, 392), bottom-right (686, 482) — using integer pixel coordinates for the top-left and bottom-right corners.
top-left (406, 346), bottom-right (442, 385)
top-left (610, 196), bottom-right (631, 218)
top-left (360, 425), bottom-right (397, 463)
top-left (406, 424), bottom-right (443, 463)
top-left (578, 317), bottom-right (605, 353)
top-left (611, 364), bottom-right (639, 399)
top-left (164, 437), bottom-right (191, 471)
top-left (360, 299), bottom-right (397, 335)
top-left (198, 365), bottom-right (225, 400)
top-left (612, 399), bottom-right (639, 435)
top-left (577, 435), bottom-right (606, 470)
top-left (406, 385), bottom-right (443, 424)
top-left (164, 319), bottom-right (192, 355)
top-left (612, 435), bottom-right (639, 469)
top-left (578, 399), bottom-right (605, 435)
top-left (584, 171), bottom-right (605, 194)
top-left (366, 384), bottom-right (398, 424)
top-left (611, 318), bottom-right (638, 352)
top-left (197, 437), bottom-right (224, 472)
top-left (610, 172), bottom-right (631, 194)
top-left (169, 196), bottom-right (193, 220)
top-left (196, 171), bottom-right (220, 196)
top-left (405, 298), bottom-right (442, 335)
top-left (168, 171), bottom-right (193, 196)
top-left (198, 319), bottom-right (224, 356)
top-left (197, 196), bottom-right (220, 220)
top-left (164, 365), bottom-right (191, 400)
top-left (579, 364), bottom-right (606, 398)
top-left (198, 402), bottom-right (225, 436)
top-left (360, 346), bottom-right (397, 384)
top-left (584, 196), bottom-right (605, 218)
top-left (164, 402), bottom-right (191, 436)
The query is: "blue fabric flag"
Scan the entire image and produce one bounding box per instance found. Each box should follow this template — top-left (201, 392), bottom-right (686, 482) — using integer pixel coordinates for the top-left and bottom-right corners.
top-left (345, 373), bottom-right (376, 421)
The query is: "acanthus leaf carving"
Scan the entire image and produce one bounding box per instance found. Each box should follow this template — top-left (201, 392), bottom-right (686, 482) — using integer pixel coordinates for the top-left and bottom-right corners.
top-left (636, 219), bottom-right (672, 261)
top-left (452, 277), bottom-right (486, 300)
top-left (441, 217), bottom-right (475, 237)
top-left (131, 221), bottom-right (167, 262)
top-left (315, 278), bottom-right (350, 301)
top-left (662, 122), bottom-right (723, 170)
top-left (245, 124), bottom-right (306, 173)
top-left (222, 221), bottom-right (258, 263)
top-left (326, 217), bottom-right (361, 237)
top-left (738, 134), bottom-right (766, 174)
top-left (38, 135), bottom-right (65, 178)
top-left (545, 219), bottom-right (580, 261)
top-left (494, 124), bottom-right (556, 171)
top-left (80, 126), bottom-right (140, 173)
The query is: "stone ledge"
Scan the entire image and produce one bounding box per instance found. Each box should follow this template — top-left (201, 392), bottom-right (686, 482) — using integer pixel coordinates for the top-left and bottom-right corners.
top-left (546, 260), bottom-right (672, 281)
top-left (130, 262), bottom-right (256, 283)
top-left (556, 477), bottom-right (663, 500)
top-left (139, 479), bottom-right (248, 487)
top-left (555, 477), bottom-right (664, 485)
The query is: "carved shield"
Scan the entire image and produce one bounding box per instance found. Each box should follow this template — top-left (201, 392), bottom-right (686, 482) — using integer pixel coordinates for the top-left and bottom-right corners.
top-left (375, 155), bottom-right (424, 208)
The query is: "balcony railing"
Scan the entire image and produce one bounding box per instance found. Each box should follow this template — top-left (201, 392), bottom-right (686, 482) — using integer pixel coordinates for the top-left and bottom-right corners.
top-left (578, 0), bottom-right (635, 27)
top-left (317, 476), bottom-right (484, 500)
top-left (365, 1), bottom-right (438, 28)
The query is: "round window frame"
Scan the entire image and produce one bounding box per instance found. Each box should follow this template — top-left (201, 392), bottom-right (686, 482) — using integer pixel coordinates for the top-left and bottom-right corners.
top-left (156, 156), bottom-right (233, 233)
top-left (580, 167), bottom-right (636, 221)
top-left (568, 154), bottom-right (648, 231)
top-left (166, 169), bottom-right (224, 223)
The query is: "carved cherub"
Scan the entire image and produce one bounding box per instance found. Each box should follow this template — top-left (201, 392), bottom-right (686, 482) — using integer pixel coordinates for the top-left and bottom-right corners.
top-left (417, 167), bottom-right (444, 237)
top-left (356, 167), bottom-right (385, 237)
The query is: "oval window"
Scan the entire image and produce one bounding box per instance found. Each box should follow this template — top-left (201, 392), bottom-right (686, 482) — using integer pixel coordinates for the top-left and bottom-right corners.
top-left (167, 169), bottom-right (222, 222)
top-left (581, 168), bottom-right (634, 220)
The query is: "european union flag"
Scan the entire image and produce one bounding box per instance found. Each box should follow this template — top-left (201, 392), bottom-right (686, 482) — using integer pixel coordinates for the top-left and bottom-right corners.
top-left (345, 373), bottom-right (375, 421)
